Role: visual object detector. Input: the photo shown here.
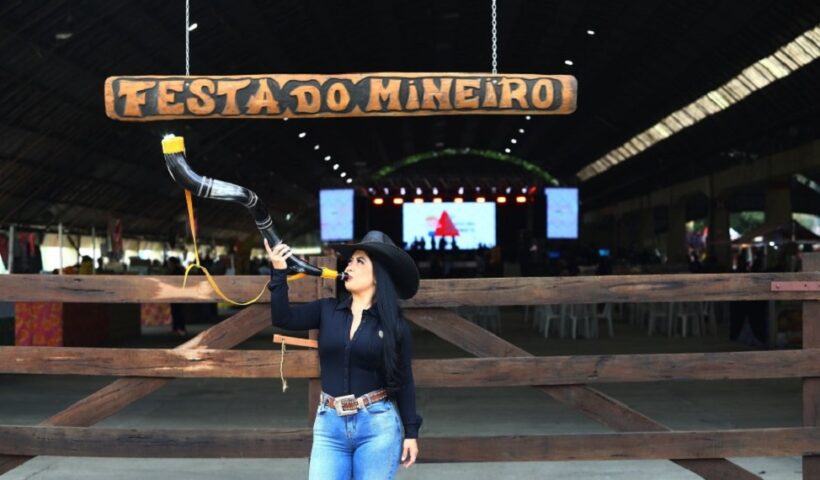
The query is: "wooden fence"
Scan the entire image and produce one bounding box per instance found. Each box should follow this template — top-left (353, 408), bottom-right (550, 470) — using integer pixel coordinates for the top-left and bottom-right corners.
top-left (0, 254), bottom-right (819, 479)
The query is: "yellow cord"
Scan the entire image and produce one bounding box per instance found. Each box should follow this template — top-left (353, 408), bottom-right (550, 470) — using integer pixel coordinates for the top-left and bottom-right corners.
top-left (279, 340), bottom-right (288, 393)
top-left (181, 189), bottom-right (305, 306)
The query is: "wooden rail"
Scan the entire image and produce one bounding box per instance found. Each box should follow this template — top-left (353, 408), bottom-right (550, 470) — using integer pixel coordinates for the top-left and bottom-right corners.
top-left (0, 272), bottom-right (817, 304)
top-left (3, 347), bottom-right (820, 385)
top-left (1, 425), bottom-right (818, 461)
top-left (0, 255), bottom-right (818, 480)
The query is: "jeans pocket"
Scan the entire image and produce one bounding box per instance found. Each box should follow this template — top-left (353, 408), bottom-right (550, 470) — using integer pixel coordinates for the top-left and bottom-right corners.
top-left (366, 400), bottom-right (392, 416)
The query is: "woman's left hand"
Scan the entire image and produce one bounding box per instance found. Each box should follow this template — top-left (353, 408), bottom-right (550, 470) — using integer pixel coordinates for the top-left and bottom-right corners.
top-left (401, 438), bottom-right (418, 468)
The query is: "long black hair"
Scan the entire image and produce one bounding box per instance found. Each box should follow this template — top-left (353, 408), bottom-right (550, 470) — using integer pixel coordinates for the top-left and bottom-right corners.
top-left (371, 258), bottom-right (406, 396)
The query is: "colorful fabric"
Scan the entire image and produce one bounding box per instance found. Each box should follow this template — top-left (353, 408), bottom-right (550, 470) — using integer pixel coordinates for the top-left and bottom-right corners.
top-left (15, 302), bottom-right (63, 346)
top-left (141, 303), bottom-right (172, 326)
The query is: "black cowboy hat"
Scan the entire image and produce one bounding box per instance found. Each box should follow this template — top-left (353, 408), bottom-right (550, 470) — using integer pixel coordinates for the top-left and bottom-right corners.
top-left (333, 231), bottom-right (420, 299)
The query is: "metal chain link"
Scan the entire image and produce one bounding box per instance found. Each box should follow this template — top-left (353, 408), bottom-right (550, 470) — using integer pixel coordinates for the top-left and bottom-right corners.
top-left (491, 0), bottom-right (498, 74)
top-left (185, 0), bottom-right (190, 76)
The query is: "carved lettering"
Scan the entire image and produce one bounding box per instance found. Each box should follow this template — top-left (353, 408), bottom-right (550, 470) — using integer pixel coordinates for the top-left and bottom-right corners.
top-left (117, 80), bottom-right (156, 117)
top-left (217, 79), bottom-right (252, 115)
top-left (246, 79), bottom-right (280, 115)
top-left (186, 79), bottom-right (216, 115)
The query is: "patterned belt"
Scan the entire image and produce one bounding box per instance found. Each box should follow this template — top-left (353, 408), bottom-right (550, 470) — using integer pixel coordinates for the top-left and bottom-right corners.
top-left (321, 389), bottom-right (388, 416)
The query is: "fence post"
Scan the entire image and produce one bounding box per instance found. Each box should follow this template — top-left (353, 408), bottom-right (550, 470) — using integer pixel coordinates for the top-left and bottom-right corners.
top-left (803, 251), bottom-right (820, 479)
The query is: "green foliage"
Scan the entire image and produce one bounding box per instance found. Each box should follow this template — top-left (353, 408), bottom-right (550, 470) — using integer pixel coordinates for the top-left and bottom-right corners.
top-left (372, 148), bottom-right (560, 185)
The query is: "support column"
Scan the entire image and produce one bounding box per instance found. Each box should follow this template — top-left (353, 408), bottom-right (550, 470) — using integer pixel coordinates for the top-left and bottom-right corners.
top-left (707, 193), bottom-right (731, 271)
top-left (7, 225), bottom-right (14, 274)
top-left (667, 201), bottom-right (688, 264)
top-left (765, 177), bottom-right (793, 227)
top-left (637, 207), bottom-right (654, 249)
top-left (765, 177), bottom-right (794, 271)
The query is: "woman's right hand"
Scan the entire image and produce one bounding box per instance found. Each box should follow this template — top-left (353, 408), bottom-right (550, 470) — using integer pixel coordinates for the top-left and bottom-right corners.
top-left (264, 239), bottom-right (292, 270)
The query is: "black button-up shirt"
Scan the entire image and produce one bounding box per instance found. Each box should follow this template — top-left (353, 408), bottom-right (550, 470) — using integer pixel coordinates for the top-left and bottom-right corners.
top-left (269, 269), bottom-right (422, 438)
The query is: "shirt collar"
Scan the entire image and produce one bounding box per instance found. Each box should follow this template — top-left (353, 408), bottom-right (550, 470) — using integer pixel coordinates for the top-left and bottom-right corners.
top-left (335, 296), bottom-right (353, 311)
top-left (335, 296), bottom-right (379, 317)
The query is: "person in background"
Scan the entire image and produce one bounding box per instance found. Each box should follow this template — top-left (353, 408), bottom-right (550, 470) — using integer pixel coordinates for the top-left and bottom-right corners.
top-left (78, 255), bottom-right (94, 275)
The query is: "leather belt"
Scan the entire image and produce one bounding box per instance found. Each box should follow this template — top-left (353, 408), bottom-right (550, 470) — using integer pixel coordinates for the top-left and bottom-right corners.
top-left (321, 389), bottom-right (388, 416)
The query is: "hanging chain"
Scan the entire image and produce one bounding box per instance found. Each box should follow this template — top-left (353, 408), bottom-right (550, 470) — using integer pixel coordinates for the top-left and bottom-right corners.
top-left (491, 0), bottom-right (498, 74)
top-left (185, 0), bottom-right (191, 76)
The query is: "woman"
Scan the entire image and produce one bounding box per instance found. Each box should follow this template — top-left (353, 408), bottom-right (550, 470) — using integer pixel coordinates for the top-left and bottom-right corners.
top-left (265, 230), bottom-right (422, 479)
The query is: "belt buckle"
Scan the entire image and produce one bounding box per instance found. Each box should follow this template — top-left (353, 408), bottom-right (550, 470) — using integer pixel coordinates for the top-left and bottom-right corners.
top-left (334, 394), bottom-right (358, 416)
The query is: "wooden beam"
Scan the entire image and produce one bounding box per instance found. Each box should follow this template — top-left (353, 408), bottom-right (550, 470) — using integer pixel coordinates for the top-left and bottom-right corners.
top-left (413, 350), bottom-right (820, 386)
top-left (0, 274), bottom-right (318, 303)
top-left (5, 348), bottom-right (820, 386)
top-left (0, 347), bottom-right (318, 378)
top-left (273, 334), bottom-right (318, 349)
top-left (104, 73), bottom-right (577, 121)
top-left (406, 309), bottom-right (762, 480)
top-left (403, 272), bottom-right (820, 307)
top-left (2, 272), bottom-right (817, 304)
top-left (0, 425), bottom-right (817, 461)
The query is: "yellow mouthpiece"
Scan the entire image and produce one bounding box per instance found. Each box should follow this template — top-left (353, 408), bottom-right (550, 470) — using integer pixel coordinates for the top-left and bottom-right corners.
top-left (161, 135), bottom-right (185, 154)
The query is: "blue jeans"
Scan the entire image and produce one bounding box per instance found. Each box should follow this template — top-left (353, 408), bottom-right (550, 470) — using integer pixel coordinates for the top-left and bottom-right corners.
top-left (309, 396), bottom-right (403, 480)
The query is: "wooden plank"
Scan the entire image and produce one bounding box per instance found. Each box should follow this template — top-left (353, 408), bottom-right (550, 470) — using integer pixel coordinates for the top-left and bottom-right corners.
top-left (5, 347), bottom-right (820, 386)
top-left (1, 425), bottom-right (817, 461)
top-left (0, 425), bottom-right (313, 458)
top-left (0, 274), bottom-right (319, 303)
top-left (414, 350), bottom-right (820, 386)
top-left (406, 309), bottom-right (762, 480)
top-left (404, 272), bottom-right (820, 307)
top-left (2, 272), bottom-right (818, 304)
top-left (0, 347), bottom-right (318, 378)
top-left (0, 304), bottom-right (272, 475)
top-left (273, 334), bottom-right (318, 349)
top-left (104, 73), bottom-right (577, 121)
top-left (803, 252), bottom-right (820, 479)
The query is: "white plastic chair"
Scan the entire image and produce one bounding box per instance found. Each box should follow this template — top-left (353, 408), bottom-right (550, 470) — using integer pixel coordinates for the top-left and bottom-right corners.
top-left (647, 302), bottom-right (672, 336)
top-left (534, 304), bottom-right (563, 338)
top-left (671, 302), bottom-right (705, 337)
top-left (593, 303), bottom-right (614, 338)
top-left (563, 304), bottom-right (595, 339)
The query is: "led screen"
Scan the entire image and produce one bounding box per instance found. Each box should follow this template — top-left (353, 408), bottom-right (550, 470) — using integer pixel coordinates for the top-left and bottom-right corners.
top-left (402, 202), bottom-right (496, 250)
top-left (320, 189), bottom-right (354, 241)
top-left (545, 187), bottom-right (578, 239)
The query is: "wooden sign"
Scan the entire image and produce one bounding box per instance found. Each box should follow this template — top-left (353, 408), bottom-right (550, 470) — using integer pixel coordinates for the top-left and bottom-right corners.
top-left (104, 73), bottom-right (577, 121)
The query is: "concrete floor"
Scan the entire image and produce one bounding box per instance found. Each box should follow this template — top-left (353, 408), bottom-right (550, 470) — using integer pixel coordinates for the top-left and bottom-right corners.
top-left (0, 307), bottom-right (806, 479)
